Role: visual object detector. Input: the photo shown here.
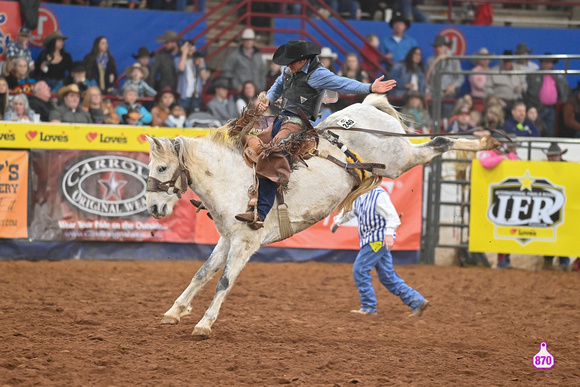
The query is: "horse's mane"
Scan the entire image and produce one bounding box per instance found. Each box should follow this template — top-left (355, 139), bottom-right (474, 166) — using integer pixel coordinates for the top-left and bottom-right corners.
top-left (362, 93), bottom-right (409, 132)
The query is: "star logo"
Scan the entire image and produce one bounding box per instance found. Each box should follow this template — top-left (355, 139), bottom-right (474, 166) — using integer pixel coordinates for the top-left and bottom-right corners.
top-left (98, 173), bottom-right (128, 201)
top-left (519, 171), bottom-right (534, 191)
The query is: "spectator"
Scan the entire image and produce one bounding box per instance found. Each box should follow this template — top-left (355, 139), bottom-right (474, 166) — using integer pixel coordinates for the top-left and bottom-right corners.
top-left (426, 35), bottom-right (464, 99)
top-left (49, 84), bottom-right (92, 123)
top-left (221, 28), bottom-right (267, 92)
top-left (6, 27), bottom-right (34, 71)
top-left (389, 46), bottom-right (425, 99)
top-left (28, 81), bottom-right (53, 122)
top-left (541, 142), bottom-right (570, 271)
top-left (468, 47), bottom-right (492, 111)
top-left (480, 102), bottom-right (505, 131)
top-left (360, 33), bottom-right (383, 80)
top-left (514, 43), bottom-right (539, 72)
top-left (400, 90), bottom-right (431, 133)
top-left (265, 61), bottom-right (282, 91)
top-left (82, 86), bottom-right (120, 124)
top-left (477, 130), bottom-right (518, 269)
top-left (393, 0), bottom-right (430, 23)
top-left (447, 95), bottom-right (472, 125)
top-left (236, 80), bottom-right (258, 114)
top-left (148, 31), bottom-right (181, 92)
top-left (34, 31), bottom-right (73, 91)
top-left (324, 0), bottom-right (362, 20)
top-left (319, 47), bottom-right (338, 74)
top-left (380, 12), bottom-right (417, 70)
top-left (83, 36), bottom-right (118, 94)
top-left (485, 50), bottom-right (526, 111)
top-left (559, 83), bottom-right (580, 138)
top-left (5, 57), bottom-right (36, 95)
top-left (524, 54), bottom-right (569, 137)
top-left (206, 77), bottom-right (237, 125)
top-left (175, 40), bottom-right (206, 114)
top-left (121, 108), bottom-right (142, 126)
top-left (151, 86), bottom-right (179, 127)
top-left (502, 100), bottom-right (539, 137)
top-left (122, 63), bottom-right (156, 98)
top-left (447, 105), bottom-right (475, 134)
top-left (526, 106), bottom-right (547, 136)
top-left (2, 94), bottom-right (38, 122)
top-left (364, 0), bottom-right (390, 21)
top-left (331, 187), bottom-right (430, 317)
top-left (338, 52), bottom-right (369, 83)
top-left (115, 85), bottom-right (152, 125)
top-left (164, 103), bottom-right (191, 128)
top-left (53, 61), bottom-right (98, 95)
top-left (0, 77), bottom-right (9, 119)
top-left (132, 47), bottom-right (152, 72)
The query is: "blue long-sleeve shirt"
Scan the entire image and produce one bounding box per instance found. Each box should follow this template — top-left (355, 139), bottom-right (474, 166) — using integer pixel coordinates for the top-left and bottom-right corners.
top-left (266, 59), bottom-right (372, 104)
top-left (502, 117), bottom-right (540, 137)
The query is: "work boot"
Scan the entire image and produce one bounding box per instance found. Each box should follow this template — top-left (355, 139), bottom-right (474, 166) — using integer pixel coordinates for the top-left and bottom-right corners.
top-left (235, 211), bottom-right (264, 229)
top-left (409, 300), bottom-right (430, 317)
top-left (350, 309), bottom-right (377, 315)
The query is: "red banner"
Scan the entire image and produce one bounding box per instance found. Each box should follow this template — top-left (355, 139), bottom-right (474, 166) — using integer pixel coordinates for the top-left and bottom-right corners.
top-left (0, 150), bottom-right (29, 238)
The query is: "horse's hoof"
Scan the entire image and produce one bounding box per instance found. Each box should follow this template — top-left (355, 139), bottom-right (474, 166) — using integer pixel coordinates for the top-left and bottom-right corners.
top-left (160, 314), bottom-right (180, 325)
top-left (192, 325), bottom-right (212, 337)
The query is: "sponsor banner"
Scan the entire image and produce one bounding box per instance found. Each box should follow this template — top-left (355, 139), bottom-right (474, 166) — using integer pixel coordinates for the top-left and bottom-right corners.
top-left (0, 123), bottom-right (210, 151)
top-left (28, 149), bottom-right (197, 242)
top-left (0, 151), bottom-right (28, 238)
top-left (0, 2), bottom-right (21, 61)
top-left (469, 160), bottom-right (580, 256)
top-left (192, 166), bottom-right (423, 250)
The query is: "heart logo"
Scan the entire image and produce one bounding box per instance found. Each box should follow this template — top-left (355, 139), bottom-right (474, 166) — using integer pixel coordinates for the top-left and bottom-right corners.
top-left (510, 228), bottom-right (517, 235)
top-left (26, 131), bottom-right (38, 141)
top-left (86, 132), bottom-right (98, 142)
top-left (137, 134), bottom-right (147, 144)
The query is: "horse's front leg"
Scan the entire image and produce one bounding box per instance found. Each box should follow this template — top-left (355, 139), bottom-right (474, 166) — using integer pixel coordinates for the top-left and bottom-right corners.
top-left (192, 233), bottom-right (262, 336)
top-left (161, 237), bottom-right (230, 325)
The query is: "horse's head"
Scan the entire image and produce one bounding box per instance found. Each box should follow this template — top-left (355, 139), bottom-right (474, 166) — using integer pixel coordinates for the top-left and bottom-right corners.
top-left (146, 136), bottom-right (191, 219)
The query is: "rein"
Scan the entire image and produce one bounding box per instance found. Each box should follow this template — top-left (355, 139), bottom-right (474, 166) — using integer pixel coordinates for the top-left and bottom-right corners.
top-left (321, 126), bottom-right (508, 139)
top-left (146, 138), bottom-right (192, 199)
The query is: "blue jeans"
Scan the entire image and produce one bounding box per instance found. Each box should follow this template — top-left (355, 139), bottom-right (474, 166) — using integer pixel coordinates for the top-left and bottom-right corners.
top-left (353, 243), bottom-right (425, 313)
top-left (539, 106), bottom-right (555, 137)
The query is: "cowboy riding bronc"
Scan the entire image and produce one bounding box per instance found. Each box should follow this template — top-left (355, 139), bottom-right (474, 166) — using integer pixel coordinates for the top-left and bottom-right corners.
top-left (233, 39), bottom-right (397, 229)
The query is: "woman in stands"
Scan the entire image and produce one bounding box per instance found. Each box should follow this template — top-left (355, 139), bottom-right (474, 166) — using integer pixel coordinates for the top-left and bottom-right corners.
top-left (235, 80), bottom-right (258, 115)
top-left (480, 102), bottom-right (505, 131)
top-left (0, 77), bottom-right (9, 120)
top-left (389, 46), bottom-right (426, 99)
top-left (83, 36), bottom-right (118, 95)
top-left (151, 86), bottom-right (179, 127)
top-left (82, 86), bottom-right (120, 125)
top-left (3, 94), bottom-right (38, 122)
top-left (5, 57), bottom-right (36, 95)
top-left (560, 84), bottom-right (580, 138)
top-left (34, 30), bottom-right (73, 91)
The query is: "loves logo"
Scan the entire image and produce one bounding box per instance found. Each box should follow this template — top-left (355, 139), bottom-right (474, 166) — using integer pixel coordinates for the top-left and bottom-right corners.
top-left (137, 134), bottom-right (148, 144)
top-left (86, 132), bottom-right (98, 142)
top-left (510, 228), bottom-right (518, 235)
top-left (26, 131), bottom-right (38, 141)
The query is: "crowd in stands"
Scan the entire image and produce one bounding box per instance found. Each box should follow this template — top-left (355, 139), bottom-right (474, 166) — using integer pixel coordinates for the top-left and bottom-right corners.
top-left (1, 13), bottom-right (579, 139)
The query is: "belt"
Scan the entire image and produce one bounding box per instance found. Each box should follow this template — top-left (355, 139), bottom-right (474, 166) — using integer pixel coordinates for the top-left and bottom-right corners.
top-left (277, 114), bottom-right (303, 126)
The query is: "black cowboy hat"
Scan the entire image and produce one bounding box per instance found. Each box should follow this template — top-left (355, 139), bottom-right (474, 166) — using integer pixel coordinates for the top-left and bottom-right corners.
top-left (540, 53), bottom-right (559, 64)
top-left (389, 11), bottom-right (410, 29)
top-left (71, 61), bottom-right (86, 73)
top-left (431, 35), bottom-right (451, 47)
top-left (209, 77), bottom-right (230, 94)
top-left (542, 142), bottom-right (567, 156)
top-left (154, 86), bottom-right (180, 103)
top-left (132, 46), bottom-right (153, 60)
top-left (272, 40), bottom-right (321, 66)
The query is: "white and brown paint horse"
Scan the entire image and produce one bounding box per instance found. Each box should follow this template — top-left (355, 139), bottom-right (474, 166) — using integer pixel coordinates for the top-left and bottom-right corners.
top-left (146, 94), bottom-right (498, 336)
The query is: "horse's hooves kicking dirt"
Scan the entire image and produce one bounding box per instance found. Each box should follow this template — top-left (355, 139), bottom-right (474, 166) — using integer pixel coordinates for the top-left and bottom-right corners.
top-left (160, 315), bottom-right (180, 325)
top-left (192, 326), bottom-right (212, 337)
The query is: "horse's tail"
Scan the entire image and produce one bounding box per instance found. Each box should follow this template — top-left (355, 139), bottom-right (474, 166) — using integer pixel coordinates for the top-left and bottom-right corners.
top-left (337, 175), bottom-right (382, 213)
top-left (362, 94), bottom-right (410, 132)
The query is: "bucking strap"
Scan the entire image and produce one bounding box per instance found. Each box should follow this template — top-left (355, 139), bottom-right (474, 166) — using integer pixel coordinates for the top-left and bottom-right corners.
top-left (315, 151), bottom-right (385, 186)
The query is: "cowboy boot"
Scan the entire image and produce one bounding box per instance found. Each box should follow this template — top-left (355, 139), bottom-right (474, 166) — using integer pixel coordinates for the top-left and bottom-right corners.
top-left (235, 211), bottom-right (264, 229)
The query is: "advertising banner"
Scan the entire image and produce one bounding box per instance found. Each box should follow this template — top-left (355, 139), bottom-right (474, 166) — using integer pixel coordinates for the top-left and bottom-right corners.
top-left (29, 149), bottom-right (197, 242)
top-left (0, 150), bottom-right (28, 238)
top-left (469, 160), bottom-right (580, 256)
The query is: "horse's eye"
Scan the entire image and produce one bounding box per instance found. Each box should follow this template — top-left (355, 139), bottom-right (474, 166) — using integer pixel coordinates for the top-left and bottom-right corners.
top-left (158, 166), bottom-right (167, 173)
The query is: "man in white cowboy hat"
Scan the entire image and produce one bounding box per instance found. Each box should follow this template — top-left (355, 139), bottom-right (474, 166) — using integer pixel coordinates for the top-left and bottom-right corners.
top-left (222, 28), bottom-right (267, 92)
top-left (524, 54), bottom-right (570, 137)
top-left (541, 142), bottom-right (572, 270)
top-left (233, 39), bottom-right (396, 229)
top-left (49, 84), bottom-right (92, 124)
top-left (6, 26), bottom-right (34, 71)
top-left (148, 31), bottom-right (183, 92)
top-left (319, 47), bottom-right (338, 74)
top-left (380, 11), bottom-right (417, 70)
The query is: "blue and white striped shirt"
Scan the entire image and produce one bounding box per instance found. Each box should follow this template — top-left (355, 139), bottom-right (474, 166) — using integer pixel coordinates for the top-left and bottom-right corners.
top-left (334, 187), bottom-right (401, 248)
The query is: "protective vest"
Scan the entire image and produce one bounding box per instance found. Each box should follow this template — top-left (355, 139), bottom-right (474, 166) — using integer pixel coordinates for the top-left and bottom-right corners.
top-left (280, 57), bottom-right (324, 121)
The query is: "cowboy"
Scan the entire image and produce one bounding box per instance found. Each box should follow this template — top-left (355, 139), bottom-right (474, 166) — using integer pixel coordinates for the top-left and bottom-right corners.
top-left (49, 84), bottom-right (92, 124)
top-left (234, 39), bottom-right (396, 229)
top-left (148, 31), bottom-right (183, 92)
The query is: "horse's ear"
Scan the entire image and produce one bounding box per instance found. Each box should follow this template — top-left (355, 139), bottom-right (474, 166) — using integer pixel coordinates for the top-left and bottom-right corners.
top-left (146, 136), bottom-right (163, 150)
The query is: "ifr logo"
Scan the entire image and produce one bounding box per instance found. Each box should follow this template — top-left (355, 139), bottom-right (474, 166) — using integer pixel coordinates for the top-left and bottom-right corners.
top-left (487, 171), bottom-right (565, 245)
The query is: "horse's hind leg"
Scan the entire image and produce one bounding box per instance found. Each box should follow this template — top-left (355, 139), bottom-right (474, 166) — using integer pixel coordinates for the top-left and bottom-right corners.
top-left (192, 234), bottom-right (261, 336)
top-left (161, 237), bottom-right (230, 325)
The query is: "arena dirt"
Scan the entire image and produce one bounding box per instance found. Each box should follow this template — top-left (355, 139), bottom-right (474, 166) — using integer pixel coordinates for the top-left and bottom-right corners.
top-left (0, 260), bottom-right (578, 386)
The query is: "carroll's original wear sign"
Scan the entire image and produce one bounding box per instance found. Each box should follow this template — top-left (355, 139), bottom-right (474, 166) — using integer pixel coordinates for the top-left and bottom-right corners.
top-left (29, 150), bottom-right (196, 242)
top-left (0, 151), bottom-right (28, 238)
top-left (469, 161), bottom-right (580, 256)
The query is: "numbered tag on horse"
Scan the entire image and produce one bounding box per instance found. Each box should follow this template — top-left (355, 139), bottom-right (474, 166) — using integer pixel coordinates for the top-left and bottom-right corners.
top-left (338, 117), bottom-right (356, 129)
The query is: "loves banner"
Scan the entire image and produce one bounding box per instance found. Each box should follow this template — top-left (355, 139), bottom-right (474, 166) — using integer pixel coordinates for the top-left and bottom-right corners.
top-left (0, 151), bottom-right (28, 238)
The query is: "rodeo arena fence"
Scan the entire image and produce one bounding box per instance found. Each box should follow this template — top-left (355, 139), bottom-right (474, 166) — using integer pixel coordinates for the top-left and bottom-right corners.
top-left (423, 54), bottom-right (580, 267)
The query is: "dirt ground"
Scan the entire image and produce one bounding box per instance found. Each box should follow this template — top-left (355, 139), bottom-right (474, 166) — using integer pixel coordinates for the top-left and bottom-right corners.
top-left (0, 260), bottom-right (578, 386)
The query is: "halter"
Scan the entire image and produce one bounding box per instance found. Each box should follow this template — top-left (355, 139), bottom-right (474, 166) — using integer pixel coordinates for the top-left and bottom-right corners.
top-left (146, 138), bottom-right (192, 199)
